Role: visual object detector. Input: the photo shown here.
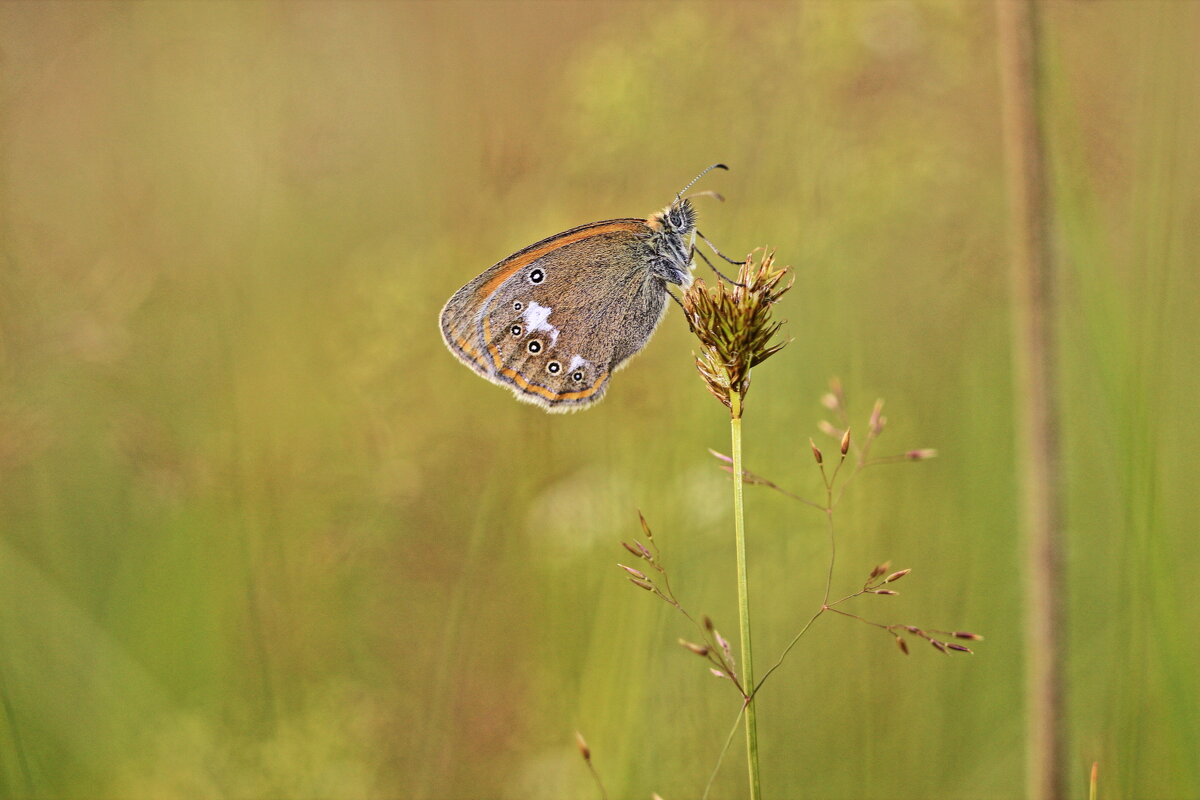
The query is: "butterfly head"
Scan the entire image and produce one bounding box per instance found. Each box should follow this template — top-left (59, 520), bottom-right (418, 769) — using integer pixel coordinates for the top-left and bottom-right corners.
top-left (643, 164), bottom-right (727, 289)
top-left (644, 198), bottom-right (697, 288)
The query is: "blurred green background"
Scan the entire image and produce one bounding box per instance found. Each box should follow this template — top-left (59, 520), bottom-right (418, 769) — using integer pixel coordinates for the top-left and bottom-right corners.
top-left (1, 2), bottom-right (1197, 798)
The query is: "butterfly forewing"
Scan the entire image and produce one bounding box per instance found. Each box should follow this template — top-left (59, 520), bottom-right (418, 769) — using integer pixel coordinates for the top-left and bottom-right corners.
top-left (439, 218), bottom-right (668, 412)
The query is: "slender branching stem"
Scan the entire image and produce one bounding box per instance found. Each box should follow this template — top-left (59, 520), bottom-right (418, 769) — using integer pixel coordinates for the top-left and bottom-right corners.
top-left (821, 512), bottom-right (835, 608)
top-left (584, 757), bottom-right (608, 800)
top-left (755, 465), bottom-right (840, 694)
top-left (755, 605), bottom-right (824, 691)
top-left (702, 704), bottom-right (749, 800)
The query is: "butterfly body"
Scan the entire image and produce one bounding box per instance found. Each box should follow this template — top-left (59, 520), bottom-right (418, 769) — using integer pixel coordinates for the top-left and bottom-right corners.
top-left (439, 167), bottom-right (722, 413)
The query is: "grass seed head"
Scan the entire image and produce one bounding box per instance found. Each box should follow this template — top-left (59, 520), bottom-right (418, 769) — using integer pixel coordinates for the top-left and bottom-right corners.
top-left (681, 249), bottom-right (793, 418)
top-left (818, 420), bottom-right (843, 439)
top-left (619, 563), bottom-right (648, 580)
top-left (869, 399), bottom-right (886, 435)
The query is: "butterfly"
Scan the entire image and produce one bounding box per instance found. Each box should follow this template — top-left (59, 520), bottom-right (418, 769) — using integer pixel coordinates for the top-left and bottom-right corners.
top-left (439, 164), bottom-right (730, 412)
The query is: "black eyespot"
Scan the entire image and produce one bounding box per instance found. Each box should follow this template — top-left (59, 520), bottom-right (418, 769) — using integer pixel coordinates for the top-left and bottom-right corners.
top-left (513, 301), bottom-right (523, 311)
top-left (509, 324), bottom-right (522, 336)
top-left (527, 339), bottom-right (541, 354)
top-left (571, 371), bottom-right (584, 383)
top-left (529, 268), bottom-right (545, 284)
top-left (547, 361), bottom-right (561, 374)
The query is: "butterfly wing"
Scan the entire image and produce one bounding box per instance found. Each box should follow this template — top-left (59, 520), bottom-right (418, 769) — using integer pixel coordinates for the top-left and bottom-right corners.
top-left (439, 219), bottom-right (671, 412)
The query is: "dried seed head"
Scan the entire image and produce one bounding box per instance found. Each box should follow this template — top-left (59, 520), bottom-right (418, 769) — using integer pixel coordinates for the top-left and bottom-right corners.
top-left (895, 636), bottom-right (909, 655)
top-left (678, 639), bottom-right (710, 657)
top-left (681, 249), bottom-right (793, 417)
top-left (905, 449), bottom-right (938, 461)
top-left (638, 510), bottom-right (654, 540)
top-left (575, 731), bottom-right (591, 762)
top-left (820, 392), bottom-right (840, 411)
top-left (869, 561), bottom-right (892, 580)
top-left (628, 577), bottom-right (654, 591)
top-left (946, 643), bottom-right (974, 654)
top-left (884, 569), bottom-right (911, 583)
top-left (829, 377), bottom-right (845, 407)
top-left (619, 563), bottom-right (648, 580)
top-left (874, 589), bottom-right (898, 596)
top-left (714, 630), bottom-right (735, 668)
top-left (703, 615), bottom-right (715, 632)
top-left (869, 399), bottom-right (885, 435)
top-left (930, 639), bottom-right (949, 654)
top-left (709, 668), bottom-right (727, 679)
top-left (810, 438), bottom-right (823, 465)
top-left (634, 540), bottom-right (653, 560)
top-left (817, 420), bottom-right (842, 439)
top-left (840, 427), bottom-right (851, 456)
top-left (708, 449), bottom-right (733, 465)
top-left (621, 541), bottom-right (643, 558)
top-left (954, 631), bottom-right (984, 641)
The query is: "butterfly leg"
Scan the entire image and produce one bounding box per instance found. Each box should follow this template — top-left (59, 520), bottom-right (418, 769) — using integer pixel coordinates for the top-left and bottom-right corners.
top-left (697, 230), bottom-right (747, 266)
top-left (667, 287), bottom-right (701, 334)
top-left (691, 244), bottom-right (745, 287)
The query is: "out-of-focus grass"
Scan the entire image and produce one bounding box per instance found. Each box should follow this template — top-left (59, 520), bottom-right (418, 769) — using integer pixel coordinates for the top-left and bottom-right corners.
top-left (0, 2), bottom-right (1197, 798)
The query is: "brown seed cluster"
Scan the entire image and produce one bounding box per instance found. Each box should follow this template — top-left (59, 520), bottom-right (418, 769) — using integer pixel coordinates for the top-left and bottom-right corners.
top-left (681, 249), bottom-right (793, 417)
top-left (824, 561), bottom-right (983, 657)
top-left (620, 513), bottom-right (746, 695)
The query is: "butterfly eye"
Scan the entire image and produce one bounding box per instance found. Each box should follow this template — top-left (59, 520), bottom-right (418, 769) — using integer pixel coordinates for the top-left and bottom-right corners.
top-left (513, 301), bottom-right (524, 311)
top-left (529, 268), bottom-right (545, 284)
top-left (546, 361), bottom-right (561, 375)
top-left (571, 371), bottom-right (584, 383)
top-left (509, 324), bottom-right (522, 336)
top-left (527, 340), bottom-right (542, 354)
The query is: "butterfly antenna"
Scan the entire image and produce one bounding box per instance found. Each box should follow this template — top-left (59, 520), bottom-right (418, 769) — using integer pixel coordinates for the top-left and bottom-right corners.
top-left (683, 190), bottom-right (725, 204)
top-left (674, 163), bottom-right (729, 205)
top-left (692, 245), bottom-right (744, 286)
top-left (697, 230), bottom-right (746, 266)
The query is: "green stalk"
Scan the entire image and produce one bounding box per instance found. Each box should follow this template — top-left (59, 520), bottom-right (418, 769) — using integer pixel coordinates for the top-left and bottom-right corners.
top-left (730, 391), bottom-right (761, 800)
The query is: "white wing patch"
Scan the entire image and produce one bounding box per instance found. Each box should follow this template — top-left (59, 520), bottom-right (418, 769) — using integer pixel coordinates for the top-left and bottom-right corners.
top-left (567, 355), bottom-right (589, 372)
top-left (523, 301), bottom-right (560, 346)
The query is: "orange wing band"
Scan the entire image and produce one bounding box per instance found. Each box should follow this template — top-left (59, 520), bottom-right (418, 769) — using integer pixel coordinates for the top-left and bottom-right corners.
top-left (482, 319), bottom-right (608, 403)
top-left (453, 335), bottom-right (491, 372)
top-left (476, 221), bottom-right (645, 300)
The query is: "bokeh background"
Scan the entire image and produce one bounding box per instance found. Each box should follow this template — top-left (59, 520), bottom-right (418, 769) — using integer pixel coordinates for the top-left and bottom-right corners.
top-left (1, 2), bottom-right (1197, 798)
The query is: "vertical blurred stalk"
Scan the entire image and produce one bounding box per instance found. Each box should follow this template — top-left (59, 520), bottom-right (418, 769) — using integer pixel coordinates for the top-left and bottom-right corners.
top-left (994, 3), bottom-right (1067, 800)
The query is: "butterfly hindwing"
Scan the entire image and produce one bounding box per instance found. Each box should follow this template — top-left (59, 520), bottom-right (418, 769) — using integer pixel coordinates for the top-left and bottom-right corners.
top-left (439, 218), bottom-right (670, 412)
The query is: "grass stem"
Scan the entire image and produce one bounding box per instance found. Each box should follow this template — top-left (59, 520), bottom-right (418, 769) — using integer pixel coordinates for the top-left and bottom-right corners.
top-left (996, 2), bottom-right (1067, 797)
top-left (730, 392), bottom-right (761, 800)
